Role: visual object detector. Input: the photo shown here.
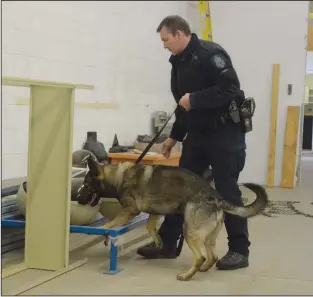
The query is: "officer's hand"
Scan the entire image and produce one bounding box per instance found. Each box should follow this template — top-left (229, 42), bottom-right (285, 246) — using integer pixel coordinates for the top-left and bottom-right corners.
top-left (162, 138), bottom-right (177, 159)
top-left (179, 93), bottom-right (191, 111)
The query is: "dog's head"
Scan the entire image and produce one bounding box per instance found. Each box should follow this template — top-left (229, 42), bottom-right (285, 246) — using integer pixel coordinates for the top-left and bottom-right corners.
top-left (77, 155), bottom-right (107, 206)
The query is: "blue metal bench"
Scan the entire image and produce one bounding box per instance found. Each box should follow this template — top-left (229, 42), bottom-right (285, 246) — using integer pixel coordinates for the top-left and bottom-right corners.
top-left (1, 172), bottom-right (149, 274)
top-left (1, 212), bottom-right (149, 274)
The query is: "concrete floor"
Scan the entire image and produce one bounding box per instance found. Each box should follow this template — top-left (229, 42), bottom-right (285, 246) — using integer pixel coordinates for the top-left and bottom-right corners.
top-left (2, 155), bottom-right (313, 295)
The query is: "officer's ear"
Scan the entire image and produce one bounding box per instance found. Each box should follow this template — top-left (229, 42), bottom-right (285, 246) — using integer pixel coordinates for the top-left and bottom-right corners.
top-left (173, 30), bottom-right (183, 39)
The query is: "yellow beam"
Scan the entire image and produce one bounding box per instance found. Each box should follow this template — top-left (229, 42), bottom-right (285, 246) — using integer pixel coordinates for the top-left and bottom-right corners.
top-left (2, 76), bottom-right (94, 90)
top-left (198, 1), bottom-right (213, 41)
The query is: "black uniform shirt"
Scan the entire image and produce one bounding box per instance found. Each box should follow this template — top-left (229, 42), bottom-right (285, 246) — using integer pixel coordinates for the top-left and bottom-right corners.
top-left (169, 33), bottom-right (245, 146)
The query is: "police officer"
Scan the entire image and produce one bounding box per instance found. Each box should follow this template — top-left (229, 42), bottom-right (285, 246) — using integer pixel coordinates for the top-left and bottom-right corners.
top-left (137, 15), bottom-right (250, 270)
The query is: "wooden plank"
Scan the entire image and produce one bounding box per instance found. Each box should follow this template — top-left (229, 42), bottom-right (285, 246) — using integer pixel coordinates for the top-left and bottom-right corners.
top-left (281, 106), bottom-right (301, 188)
top-left (108, 152), bottom-right (181, 161)
top-left (6, 259), bottom-right (87, 296)
top-left (267, 64), bottom-right (280, 187)
top-left (25, 86), bottom-right (74, 271)
top-left (2, 76), bottom-right (94, 90)
top-left (308, 13), bottom-right (313, 51)
top-left (308, 23), bottom-right (313, 52)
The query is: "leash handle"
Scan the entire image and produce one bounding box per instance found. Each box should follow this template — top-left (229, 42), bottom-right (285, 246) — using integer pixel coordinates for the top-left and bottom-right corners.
top-left (135, 107), bottom-right (177, 164)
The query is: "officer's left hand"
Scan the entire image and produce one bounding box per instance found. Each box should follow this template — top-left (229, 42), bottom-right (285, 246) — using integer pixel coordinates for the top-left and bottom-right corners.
top-left (179, 93), bottom-right (191, 111)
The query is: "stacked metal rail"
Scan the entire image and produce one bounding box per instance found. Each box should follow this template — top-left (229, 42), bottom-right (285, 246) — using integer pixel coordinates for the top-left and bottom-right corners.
top-left (2, 192), bottom-right (25, 255)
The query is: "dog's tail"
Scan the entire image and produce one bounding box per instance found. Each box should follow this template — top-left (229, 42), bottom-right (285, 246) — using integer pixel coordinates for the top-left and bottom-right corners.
top-left (217, 183), bottom-right (268, 218)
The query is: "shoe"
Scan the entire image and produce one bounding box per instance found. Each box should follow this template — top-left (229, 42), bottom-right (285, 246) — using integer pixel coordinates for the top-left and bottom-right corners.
top-left (216, 251), bottom-right (249, 270)
top-left (137, 242), bottom-right (177, 259)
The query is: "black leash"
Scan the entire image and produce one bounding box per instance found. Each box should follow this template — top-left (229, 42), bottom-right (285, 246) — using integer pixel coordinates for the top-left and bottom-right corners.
top-left (135, 107), bottom-right (177, 164)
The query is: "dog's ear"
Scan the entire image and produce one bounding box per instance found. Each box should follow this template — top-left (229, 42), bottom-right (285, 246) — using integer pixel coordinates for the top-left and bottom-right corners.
top-left (87, 156), bottom-right (101, 178)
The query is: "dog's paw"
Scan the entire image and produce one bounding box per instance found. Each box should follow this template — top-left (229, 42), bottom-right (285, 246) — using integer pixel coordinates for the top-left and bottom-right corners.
top-left (199, 257), bottom-right (218, 272)
top-left (176, 273), bottom-right (191, 281)
top-left (198, 264), bottom-right (210, 272)
top-left (198, 262), bottom-right (213, 272)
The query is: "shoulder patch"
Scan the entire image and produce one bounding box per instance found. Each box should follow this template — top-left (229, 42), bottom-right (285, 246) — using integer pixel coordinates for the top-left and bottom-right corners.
top-left (211, 54), bottom-right (227, 69)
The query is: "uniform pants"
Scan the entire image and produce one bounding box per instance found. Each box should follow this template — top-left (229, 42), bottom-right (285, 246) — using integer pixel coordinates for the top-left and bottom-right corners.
top-left (158, 134), bottom-right (250, 256)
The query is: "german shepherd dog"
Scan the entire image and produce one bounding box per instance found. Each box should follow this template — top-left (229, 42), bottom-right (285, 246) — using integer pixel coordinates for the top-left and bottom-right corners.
top-left (77, 156), bottom-right (268, 281)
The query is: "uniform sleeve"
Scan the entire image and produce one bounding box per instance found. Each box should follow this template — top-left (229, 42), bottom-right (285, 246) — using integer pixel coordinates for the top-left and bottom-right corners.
top-left (169, 107), bottom-right (187, 142)
top-left (189, 52), bottom-right (241, 110)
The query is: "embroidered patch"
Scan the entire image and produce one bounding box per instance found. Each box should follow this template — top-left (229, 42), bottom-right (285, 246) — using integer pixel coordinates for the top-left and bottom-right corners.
top-left (212, 54), bottom-right (226, 69)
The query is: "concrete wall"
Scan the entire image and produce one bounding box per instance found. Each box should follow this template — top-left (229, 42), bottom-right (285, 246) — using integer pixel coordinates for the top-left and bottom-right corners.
top-left (2, 1), bottom-right (199, 179)
top-left (2, 1), bottom-right (309, 186)
top-left (210, 1), bottom-right (309, 186)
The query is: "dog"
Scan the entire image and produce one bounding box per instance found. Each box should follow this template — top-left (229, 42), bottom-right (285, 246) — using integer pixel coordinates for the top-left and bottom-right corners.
top-left (77, 156), bottom-right (268, 281)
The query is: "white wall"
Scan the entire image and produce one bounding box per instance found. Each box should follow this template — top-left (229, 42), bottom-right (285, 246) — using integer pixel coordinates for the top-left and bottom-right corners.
top-left (307, 52), bottom-right (313, 74)
top-left (2, 1), bottom-right (199, 180)
top-left (210, 1), bottom-right (309, 186)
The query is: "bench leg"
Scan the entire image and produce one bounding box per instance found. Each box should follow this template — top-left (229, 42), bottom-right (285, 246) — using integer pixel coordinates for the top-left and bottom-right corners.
top-left (103, 237), bottom-right (123, 275)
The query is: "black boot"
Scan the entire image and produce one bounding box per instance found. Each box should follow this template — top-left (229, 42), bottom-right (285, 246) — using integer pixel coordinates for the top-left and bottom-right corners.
top-left (216, 251), bottom-right (249, 270)
top-left (137, 242), bottom-right (177, 259)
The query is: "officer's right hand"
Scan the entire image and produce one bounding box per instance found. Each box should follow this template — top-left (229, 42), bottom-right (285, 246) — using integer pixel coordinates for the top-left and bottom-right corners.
top-left (161, 138), bottom-right (177, 159)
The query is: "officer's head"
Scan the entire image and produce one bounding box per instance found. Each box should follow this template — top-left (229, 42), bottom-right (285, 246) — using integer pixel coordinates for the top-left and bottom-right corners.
top-left (157, 15), bottom-right (191, 55)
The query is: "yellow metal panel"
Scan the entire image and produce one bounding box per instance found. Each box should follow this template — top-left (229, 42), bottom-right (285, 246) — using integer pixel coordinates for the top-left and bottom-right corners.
top-left (198, 1), bottom-right (213, 41)
top-left (2, 76), bottom-right (94, 90)
top-left (25, 86), bottom-right (74, 271)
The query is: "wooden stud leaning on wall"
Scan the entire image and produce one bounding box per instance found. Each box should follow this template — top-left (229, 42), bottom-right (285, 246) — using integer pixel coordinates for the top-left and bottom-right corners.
top-left (267, 64), bottom-right (280, 187)
top-left (308, 13), bottom-right (313, 52)
top-left (198, 1), bottom-right (213, 41)
top-left (280, 106), bottom-right (301, 188)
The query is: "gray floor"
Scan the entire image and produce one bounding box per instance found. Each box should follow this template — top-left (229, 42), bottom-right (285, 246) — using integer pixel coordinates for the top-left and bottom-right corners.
top-left (2, 155), bottom-right (313, 295)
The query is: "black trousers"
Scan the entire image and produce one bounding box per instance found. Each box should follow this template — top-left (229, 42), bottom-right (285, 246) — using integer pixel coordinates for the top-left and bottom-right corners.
top-left (158, 134), bottom-right (250, 256)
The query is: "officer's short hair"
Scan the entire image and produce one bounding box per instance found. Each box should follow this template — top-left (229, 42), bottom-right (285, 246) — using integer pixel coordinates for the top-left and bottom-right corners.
top-left (157, 15), bottom-right (191, 36)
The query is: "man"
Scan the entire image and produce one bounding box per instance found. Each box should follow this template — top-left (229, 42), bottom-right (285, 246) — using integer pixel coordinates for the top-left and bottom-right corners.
top-left (137, 15), bottom-right (250, 270)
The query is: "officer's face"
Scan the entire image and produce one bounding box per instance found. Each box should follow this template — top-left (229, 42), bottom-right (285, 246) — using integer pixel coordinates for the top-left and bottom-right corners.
top-left (159, 26), bottom-right (184, 55)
